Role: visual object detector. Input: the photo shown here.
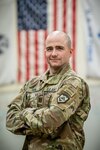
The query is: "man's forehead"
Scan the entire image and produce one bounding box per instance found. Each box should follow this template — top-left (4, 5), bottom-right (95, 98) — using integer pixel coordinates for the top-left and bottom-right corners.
top-left (46, 37), bottom-right (67, 47)
top-left (46, 32), bottom-right (65, 40)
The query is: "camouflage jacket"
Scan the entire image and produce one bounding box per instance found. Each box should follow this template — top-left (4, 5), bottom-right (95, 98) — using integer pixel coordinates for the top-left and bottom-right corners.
top-left (6, 65), bottom-right (91, 150)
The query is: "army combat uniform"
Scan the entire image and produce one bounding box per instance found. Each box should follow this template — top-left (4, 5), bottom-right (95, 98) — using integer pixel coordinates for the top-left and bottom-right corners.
top-left (6, 65), bottom-right (91, 150)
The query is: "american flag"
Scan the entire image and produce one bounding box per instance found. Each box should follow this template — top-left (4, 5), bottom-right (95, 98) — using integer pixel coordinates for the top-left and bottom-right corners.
top-left (17, 0), bottom-right (76, 83)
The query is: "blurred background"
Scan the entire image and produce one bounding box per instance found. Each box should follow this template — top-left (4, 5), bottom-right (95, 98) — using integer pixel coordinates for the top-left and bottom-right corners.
top-left (0, 0), bottom-right (100, 150)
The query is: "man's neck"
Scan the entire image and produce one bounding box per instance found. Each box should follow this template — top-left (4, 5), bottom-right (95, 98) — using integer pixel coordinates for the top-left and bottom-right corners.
top-left (49, 64), bottom-right (69, 75)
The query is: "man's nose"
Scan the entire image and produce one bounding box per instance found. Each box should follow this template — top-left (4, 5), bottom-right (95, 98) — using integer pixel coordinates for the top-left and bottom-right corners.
top-left (51, 49), bottom-right (57, 56)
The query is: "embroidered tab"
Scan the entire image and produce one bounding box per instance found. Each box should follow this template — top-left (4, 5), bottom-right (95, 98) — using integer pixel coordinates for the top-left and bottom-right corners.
top-left (57, 94), bottom-right (69, 103)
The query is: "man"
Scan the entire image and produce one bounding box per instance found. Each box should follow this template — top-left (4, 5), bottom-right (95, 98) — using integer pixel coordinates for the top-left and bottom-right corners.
top-left (6, 31), bottom-right (91, 150)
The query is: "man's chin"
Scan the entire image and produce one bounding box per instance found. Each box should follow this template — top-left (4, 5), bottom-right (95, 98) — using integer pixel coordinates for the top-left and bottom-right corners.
top-left (50, 65), bottom-right (61, 70)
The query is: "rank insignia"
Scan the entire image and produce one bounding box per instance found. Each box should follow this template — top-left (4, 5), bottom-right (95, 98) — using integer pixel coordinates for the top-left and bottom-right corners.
top-left (57, 94), bottom-right (69, 103)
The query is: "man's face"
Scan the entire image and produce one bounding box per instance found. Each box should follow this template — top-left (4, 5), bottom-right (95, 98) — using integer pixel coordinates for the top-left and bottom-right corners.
top-left (45, 34), bottom-right (72, 70)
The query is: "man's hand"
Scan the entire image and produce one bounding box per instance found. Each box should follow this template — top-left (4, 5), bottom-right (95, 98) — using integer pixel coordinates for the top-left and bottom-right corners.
top-left (20, 107), bottom-right (36, 121)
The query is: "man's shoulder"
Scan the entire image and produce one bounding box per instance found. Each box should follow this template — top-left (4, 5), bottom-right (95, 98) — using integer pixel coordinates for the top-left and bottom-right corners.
top-left (24, 76), bottom-right (40, 89)
top-left (64, 71), bottom-right (88, 88)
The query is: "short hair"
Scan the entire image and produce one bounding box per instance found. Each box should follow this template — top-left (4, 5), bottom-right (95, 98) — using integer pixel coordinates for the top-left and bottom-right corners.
top-left (64, 34), bottom-right (71, 49)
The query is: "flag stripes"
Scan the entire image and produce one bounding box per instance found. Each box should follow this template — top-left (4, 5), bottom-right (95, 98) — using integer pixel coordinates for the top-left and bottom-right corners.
top-left (17, 0), bottom-right (76, 83)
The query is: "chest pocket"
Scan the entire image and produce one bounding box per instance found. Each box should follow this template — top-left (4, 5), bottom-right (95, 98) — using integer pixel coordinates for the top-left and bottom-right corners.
top-left (25, 84), bottom-right (59, 108)
top-left (25, 91), bottom-right (52, 109)
top-left (25, 92), bottom-right (37, 108)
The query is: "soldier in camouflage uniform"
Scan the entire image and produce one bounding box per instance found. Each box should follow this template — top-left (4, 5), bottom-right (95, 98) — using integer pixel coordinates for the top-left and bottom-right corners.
top-left (6, 31), bottom-right (91, 150)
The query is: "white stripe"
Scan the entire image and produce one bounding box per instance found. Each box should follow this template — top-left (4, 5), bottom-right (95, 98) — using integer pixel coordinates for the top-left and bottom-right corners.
top-left (66, 0), bottom-right (73, 67)
top-left (38, 30), bottom-right (45, 75)
top-left (29, 30), bottom-right (35, 79)
top-left (67, 0), bottom-right (73, 39)
top-left (47, 0), bottom-right (54, 33)
top-left (56, 0), bottom-right (63, 30)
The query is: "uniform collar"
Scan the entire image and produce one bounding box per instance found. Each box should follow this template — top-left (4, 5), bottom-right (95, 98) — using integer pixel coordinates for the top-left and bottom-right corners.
top-left (39, 64), bottom-right (73, 85)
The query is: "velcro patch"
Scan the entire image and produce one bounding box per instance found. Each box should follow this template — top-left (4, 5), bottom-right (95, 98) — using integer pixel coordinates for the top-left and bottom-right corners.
top-left (57, 94), bottom-right (69, 103)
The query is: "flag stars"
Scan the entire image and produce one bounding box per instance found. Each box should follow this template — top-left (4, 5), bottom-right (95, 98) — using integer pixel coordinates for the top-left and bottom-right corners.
top-left (17, 0), bottom-right (47, 30)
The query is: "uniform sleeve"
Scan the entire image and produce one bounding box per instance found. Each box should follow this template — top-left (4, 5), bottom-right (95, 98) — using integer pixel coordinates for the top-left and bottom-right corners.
top-left (6, 83), bottom-right (35, 135)
top-left (76, 79), bottom-right (91, 121)
top-left (22, 78), bottom-right (90, 136)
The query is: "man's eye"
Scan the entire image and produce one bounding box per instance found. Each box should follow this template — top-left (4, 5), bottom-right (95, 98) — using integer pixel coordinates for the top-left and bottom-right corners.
top-left (46, 48), bottom-right (53, 51)
top-left (56, 46), bottom-right (64, 51)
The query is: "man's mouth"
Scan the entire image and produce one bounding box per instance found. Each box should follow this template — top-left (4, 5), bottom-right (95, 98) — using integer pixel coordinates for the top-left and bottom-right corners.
top-left (51, 59), bottom-right (57, 60)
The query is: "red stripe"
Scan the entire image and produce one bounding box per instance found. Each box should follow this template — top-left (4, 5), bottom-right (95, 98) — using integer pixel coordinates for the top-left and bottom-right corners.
top-left (72, 0), bottom-right (76, 71)
top-left (34, 31), bottom-right (38, 75)
top-left (26, 32), bottom-right (30, 80)
top-left (17, 1), bottom-right (76, 83)
top-left (44, 30), bottom-right (48, 71)
top-left (63, 0), bottom-right (67, 32)
top-left (17, 31), bottom-right (21, 82)
top-left (53, 0), bottom-right (57, 30)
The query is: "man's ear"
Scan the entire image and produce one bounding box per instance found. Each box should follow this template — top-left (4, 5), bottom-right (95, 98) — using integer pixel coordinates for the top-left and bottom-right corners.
top-left (70, 48), bottom-right (73, 54)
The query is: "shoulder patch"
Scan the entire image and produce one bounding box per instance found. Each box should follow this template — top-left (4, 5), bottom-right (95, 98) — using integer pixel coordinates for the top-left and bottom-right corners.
top-left (57, 94), bottom-right (69, 103)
